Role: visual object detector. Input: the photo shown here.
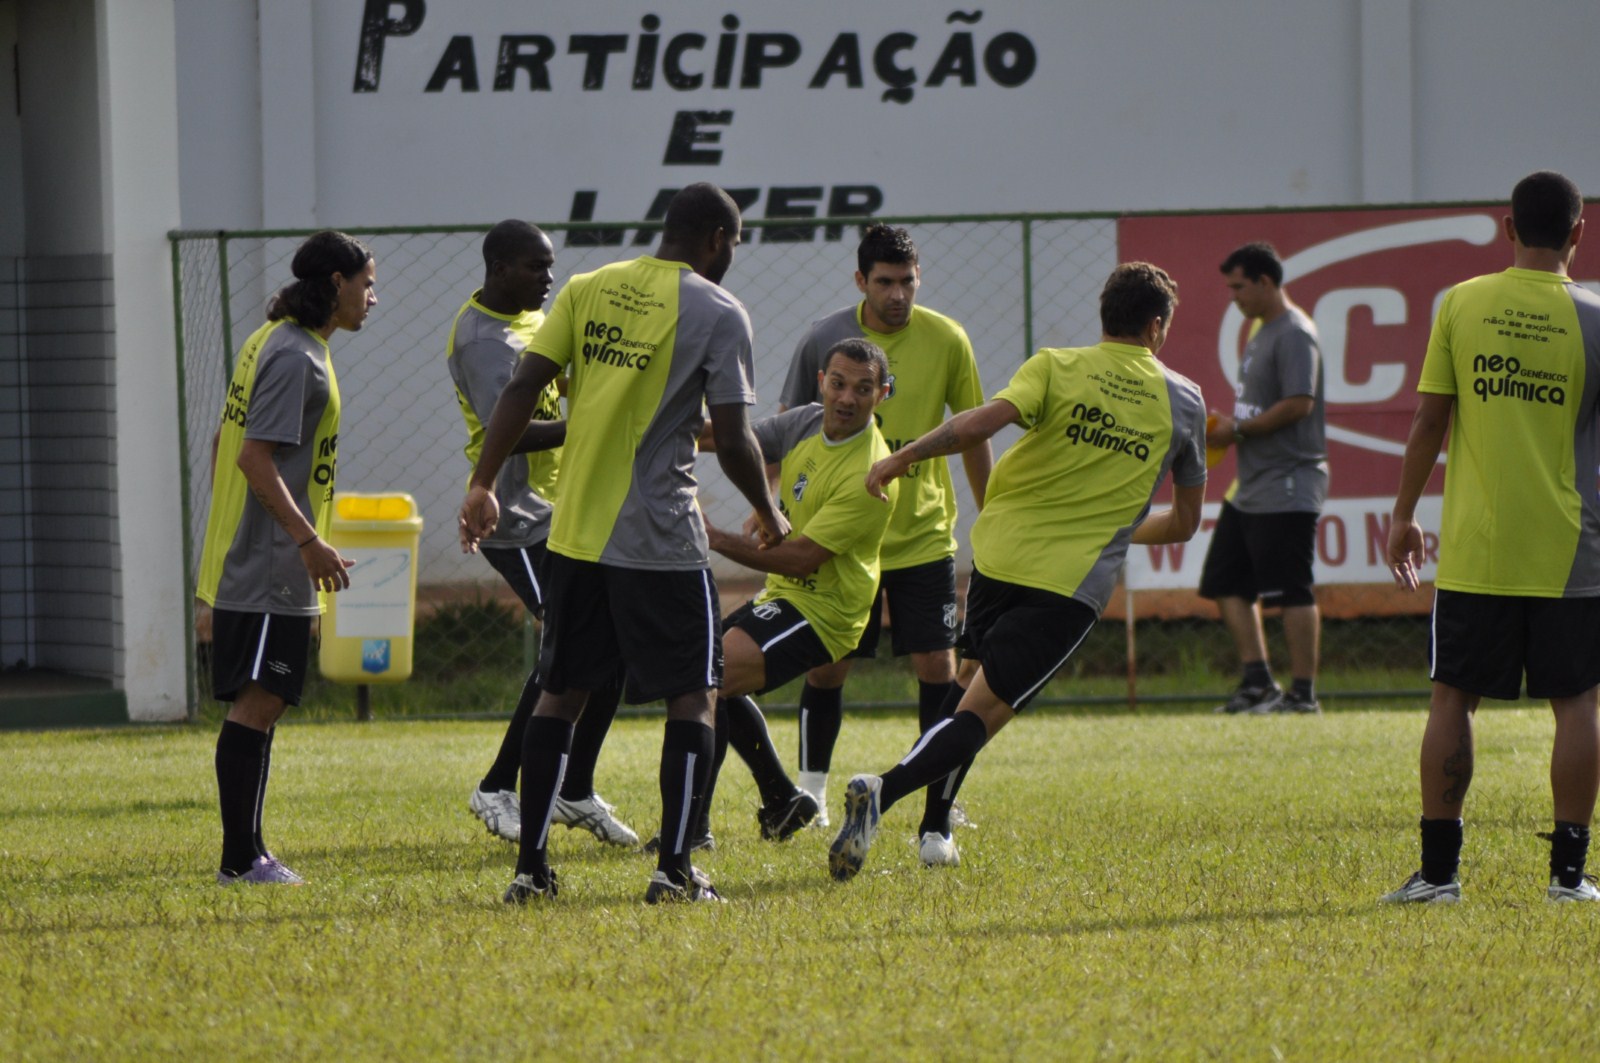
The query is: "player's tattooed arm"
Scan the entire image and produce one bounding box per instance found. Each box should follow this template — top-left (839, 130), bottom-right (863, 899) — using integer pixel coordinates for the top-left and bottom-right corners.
top-left (866, 398), bottom-right (1021, 501)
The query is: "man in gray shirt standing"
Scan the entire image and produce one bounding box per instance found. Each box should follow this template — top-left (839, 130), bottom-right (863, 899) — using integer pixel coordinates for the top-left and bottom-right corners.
top-left (1201, 242), bottom-right (1328, 715)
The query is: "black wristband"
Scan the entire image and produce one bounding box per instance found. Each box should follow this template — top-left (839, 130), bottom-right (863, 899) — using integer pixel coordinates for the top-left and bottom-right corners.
top-left (296, 533), bottom-right (318, 549)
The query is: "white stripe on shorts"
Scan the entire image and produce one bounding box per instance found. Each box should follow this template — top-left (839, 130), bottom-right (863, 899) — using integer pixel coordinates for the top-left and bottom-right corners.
top-left (1013, 621), bottom-right (1097, 709)
top-left (250, 614), bottom-right (271, 680)
top-left (519, 547), bottom-right (543, 609)
top-left (700, 570), bottom-right (716, 687)
top-left (760, 618), bottom-right (811, 653)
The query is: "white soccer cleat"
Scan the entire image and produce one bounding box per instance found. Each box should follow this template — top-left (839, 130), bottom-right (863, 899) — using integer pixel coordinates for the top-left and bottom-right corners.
top-left (469, 787), bottom-right (521, 843)
top-left (552, 792), bottom-right (640, 848)
top-left (1379, 869), bottom-right (1461, 904)
top-left (1547, 874), bottom-right (1600, 902)
top-left (918, 831), bottom-right (960, 868)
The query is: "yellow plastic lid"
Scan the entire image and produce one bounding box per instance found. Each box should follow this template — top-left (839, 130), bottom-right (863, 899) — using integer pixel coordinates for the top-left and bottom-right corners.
top-left (336, 493), bottom-right (417, 521)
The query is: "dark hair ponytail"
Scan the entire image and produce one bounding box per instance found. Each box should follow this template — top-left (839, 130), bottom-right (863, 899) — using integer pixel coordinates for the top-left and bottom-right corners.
top-left (267, 230), bottom-right (372, 329)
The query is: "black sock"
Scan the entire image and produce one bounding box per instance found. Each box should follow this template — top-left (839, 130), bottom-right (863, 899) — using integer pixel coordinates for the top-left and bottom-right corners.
top-left (1549, 820), bottom-right (1590, 889)
top-left (798, 682), bottom-right (843, 773)
top-left (1419, 816), bottom-right (1464, 886)
top-left (696, 700), bottom-right (731, 838)
top-left (481, 671), bottom-right (540, 794)
top-left (215, 720), bottom-right (269, 875)
top-left (252, 725), bottom-right (275, 858)
top-left (879, 712), bottom-right (990, 812)
top-left (560, 683), bottom-right (620, 800)
top-left (918, 756), bottom-right (975, 837)
top-left (725, 695), bottom-right (794, 807)
top-left (658, 719), bottom-right (714, 879)
top-left (1291, 677), bottom-right (1315, 700)
top-left (918, 680), bottom-right (959, 733)
top-left (515, 716), bottom-right (573, 878)
top-left (1243, 660), bottom-right (1274, 689)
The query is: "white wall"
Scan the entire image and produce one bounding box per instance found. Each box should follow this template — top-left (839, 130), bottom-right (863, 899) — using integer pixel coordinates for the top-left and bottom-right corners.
top-left (172, 0), bottom-right (1600, 230)
top-left (102, 0), bottom-right (186, 721)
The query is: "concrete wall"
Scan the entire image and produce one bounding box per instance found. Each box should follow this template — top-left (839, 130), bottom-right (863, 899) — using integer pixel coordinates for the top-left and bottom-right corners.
top-left (171, 0), bottom-right (1600, 230)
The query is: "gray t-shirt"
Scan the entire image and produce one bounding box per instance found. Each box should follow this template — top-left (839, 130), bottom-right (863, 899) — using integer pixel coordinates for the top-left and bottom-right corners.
top-left (445, 295), bottom-right (560, 548)
top-left (752, 403), bottom-right (825, 462)
top-left (1231, 304), bottom-right (1327, 513)
top-left (208, 321), bottom-right (338, 615)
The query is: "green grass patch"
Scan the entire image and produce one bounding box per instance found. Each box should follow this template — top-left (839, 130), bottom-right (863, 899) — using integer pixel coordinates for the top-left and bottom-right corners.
top-left (3, 707), bottom-right (1596, 1059)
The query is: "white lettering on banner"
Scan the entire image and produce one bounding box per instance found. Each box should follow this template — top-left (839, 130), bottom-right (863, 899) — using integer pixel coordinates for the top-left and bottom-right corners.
top-left (1124, 497), bottom-right (1445, 590)
top-left (1312, 287), bottom-right (1408, 404)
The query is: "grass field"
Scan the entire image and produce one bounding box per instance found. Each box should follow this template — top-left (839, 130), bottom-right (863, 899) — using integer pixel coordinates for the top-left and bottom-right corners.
top-left (5, 701), bottom-right (1599, 1060)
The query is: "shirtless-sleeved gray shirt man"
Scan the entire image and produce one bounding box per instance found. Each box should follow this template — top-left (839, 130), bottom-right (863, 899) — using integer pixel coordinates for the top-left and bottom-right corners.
top-left (1230, 305), bottom-right (1327, 514)
top-left (446, 293), bottom-right (562, 548)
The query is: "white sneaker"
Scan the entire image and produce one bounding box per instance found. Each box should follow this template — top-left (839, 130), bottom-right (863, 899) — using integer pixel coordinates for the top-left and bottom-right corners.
top-left (552, 792), bottom-right (639, 848)
top-left (1379, 869), bottom-right (1460, 904)
top-left (469, 787), bottom-right (521, 843)
top-left (919, 831), bottom-right (960, 868)
top-left (798, 770), bottom-right (830, 828)
top-left (1548, 874), bottom-right (1600, 902)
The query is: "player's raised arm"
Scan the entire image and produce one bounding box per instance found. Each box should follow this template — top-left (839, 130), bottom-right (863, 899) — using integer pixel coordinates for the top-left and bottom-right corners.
top-left (866, 399), bottom-right (1021, 502)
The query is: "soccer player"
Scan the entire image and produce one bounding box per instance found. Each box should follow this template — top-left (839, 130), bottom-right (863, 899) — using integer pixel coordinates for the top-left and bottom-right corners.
top-left (1382, 170), bottom-right (1600, 904)
top-left (689, 338), bottom-right (897, 846)
top-left (447, 220), bottom-right (635, 849)
top-left (197, 230), bottom-right (375, 885)
top-left (460, 183), bottom-right (789, 904)
top-left (1201, 242), bottom-right (1328, 715)
top-left (777, 224), bottom-right (991, 825)
top-left (829, 262), bottom-right (1207, 881)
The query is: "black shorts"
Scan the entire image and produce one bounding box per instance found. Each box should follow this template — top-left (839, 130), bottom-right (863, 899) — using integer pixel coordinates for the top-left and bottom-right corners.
top-left (1197, 501), bottom-right (1318, 608)
top-left (481, 540), bottom-right (550, 617)
top-left (725, 598), bottom-right (833, 695)
top-left (1430, 589), bottom-right (1600, 700)
top-left (957, 570), bottom-right (1099, 712)
top-left (848, 556), bottom-right (959, 659)
top-left (537, 554), bottom-right (722, 704)
top-left (211, 609), bottom-right (313, 706)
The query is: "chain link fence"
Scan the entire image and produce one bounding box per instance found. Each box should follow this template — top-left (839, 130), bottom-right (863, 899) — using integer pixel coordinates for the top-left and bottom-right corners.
top-left (170, 214), bottom-right (1431, 719)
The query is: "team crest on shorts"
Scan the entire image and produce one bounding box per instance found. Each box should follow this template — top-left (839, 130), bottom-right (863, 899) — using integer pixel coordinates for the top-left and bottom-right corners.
top-left (753, 601), bottom-right (782, 621)
top-left (792, 473), bottom-right (808, 502)
top-left (943, 603), bottom-right (958, 629)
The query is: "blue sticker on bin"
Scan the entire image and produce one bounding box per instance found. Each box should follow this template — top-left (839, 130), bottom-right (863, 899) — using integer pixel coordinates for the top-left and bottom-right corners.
top-left (362, 639), bottom-right (392, 674)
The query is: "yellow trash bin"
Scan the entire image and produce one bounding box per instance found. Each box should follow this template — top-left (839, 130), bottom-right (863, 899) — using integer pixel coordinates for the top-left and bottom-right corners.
top-left (318, 492), bottom-right (424, 683)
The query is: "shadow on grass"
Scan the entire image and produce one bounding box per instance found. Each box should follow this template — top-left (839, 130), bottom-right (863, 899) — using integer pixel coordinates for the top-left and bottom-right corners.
top-left (0, 796), bottom-right (212, 821)
top-left (914, 900), bottom-right (1377, 942)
